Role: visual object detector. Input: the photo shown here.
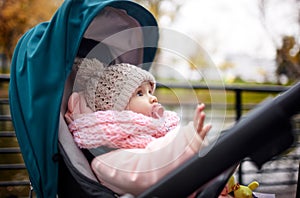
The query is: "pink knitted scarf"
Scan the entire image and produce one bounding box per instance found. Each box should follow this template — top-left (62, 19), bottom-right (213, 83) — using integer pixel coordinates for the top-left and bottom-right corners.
top-left (68, 110), bottom-right (180, 149)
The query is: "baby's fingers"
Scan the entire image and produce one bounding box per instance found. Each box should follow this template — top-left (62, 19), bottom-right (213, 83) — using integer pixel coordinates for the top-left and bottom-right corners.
top-left (193, 103), bottom-right (212, 139)
top-left (199, 124), bottom-right (212, 140)
top-left (193, 104), bottom-right (205, 130)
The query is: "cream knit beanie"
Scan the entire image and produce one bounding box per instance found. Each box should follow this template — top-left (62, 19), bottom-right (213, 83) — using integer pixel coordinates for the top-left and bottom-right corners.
top-left (75, 58), bottom-right (156, 111)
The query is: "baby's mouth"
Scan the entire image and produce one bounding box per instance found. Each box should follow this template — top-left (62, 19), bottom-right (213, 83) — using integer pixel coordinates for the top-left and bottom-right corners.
top-left (151, 103), bottom-right (164, 119)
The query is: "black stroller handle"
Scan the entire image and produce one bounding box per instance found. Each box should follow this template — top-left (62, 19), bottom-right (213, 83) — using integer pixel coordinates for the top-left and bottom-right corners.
top-left (138, 81), bottom-right (300, 198)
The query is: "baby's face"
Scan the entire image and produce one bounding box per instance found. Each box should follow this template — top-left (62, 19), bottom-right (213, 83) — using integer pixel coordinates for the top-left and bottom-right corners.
top-left (126, 82), bottom-right (158, 117)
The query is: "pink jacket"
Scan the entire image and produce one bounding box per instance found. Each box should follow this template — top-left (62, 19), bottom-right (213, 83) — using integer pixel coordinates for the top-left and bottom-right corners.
top-left (91, 122), bottom-right (205, 196)
top-left (66, 92), bottom-right (207, 196)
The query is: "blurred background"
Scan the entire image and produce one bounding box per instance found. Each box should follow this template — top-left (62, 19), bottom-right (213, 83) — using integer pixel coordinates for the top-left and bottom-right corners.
top-left (0, 0), bottom-right (299, 197)
top-left (135, 0), bottom-right (300, 85)
top-left (1, 0), bottom-right (300, 85)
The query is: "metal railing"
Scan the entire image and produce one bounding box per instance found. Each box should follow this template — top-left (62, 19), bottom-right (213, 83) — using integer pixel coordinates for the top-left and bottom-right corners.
top-left (1, 74), bottom-right (299, 197)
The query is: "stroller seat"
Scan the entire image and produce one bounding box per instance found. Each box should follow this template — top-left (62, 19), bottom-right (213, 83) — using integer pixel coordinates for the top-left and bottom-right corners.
top-left (58, 4), bottom-right (160, 198)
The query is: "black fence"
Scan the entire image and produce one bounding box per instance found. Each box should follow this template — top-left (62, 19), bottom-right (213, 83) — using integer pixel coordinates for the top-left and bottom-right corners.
top-left (1, 74), bottom-right (299, 197)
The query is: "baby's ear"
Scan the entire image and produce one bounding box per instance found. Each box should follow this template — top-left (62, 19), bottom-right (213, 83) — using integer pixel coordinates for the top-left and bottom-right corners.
top-left (65, 92), bottom-right (93, 123)
top-left (65, 92), bottom-right (81, 123)
top-left (67, 92), bottom-right (81, 114)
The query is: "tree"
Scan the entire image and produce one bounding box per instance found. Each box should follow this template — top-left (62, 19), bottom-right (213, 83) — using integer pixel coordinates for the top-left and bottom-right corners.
top-left (276, 36), bottom-right (300, 84)
top-left (0, 0), bottom-right (62, 61)
top-left (258, 0), bottom-right (300, 84)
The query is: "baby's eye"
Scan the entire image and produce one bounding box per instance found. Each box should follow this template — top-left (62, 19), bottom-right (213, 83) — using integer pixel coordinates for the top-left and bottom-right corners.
top-left (137, 90), bottom-right (143, 96)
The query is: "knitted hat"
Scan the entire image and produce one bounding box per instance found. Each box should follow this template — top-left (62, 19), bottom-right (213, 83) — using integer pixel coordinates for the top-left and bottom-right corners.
top-left (75, 58), bottom-right (156, 111)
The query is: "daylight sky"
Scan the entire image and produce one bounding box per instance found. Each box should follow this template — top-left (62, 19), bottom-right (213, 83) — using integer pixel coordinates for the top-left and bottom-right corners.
top-left (157, 0), bottom-right (300, 82)
top-left (173, 0), bottom-right (299, 60)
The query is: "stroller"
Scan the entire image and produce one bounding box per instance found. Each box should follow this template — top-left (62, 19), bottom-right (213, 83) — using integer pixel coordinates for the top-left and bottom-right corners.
top-left (9, 0), bottom-right (300, 197)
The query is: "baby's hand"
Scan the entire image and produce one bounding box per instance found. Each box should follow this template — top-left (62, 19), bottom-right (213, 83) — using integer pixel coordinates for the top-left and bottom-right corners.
top-left (193, 103), bottom-right (212, 139)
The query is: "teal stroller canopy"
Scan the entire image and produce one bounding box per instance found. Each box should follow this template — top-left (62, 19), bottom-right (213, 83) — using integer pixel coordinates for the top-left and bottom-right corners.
top-left (9, 1), bottom-right (158, 197)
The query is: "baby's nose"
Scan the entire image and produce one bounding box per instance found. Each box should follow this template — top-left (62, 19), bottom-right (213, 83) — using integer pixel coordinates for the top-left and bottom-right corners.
top-left (150, 95), bottom-right (158, 103)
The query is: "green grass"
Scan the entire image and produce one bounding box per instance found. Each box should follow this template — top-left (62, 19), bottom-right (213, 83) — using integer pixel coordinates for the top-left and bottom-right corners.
top-left (156, 87), bottom-right (277, 106)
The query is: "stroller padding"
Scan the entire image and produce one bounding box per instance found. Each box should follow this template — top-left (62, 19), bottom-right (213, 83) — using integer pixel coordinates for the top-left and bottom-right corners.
top-left (58, 114), bottom-right (98, 182)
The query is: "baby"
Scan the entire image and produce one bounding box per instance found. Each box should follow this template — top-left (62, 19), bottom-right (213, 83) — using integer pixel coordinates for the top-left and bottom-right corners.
top-left (65, 58), bottom-right (211, 196)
